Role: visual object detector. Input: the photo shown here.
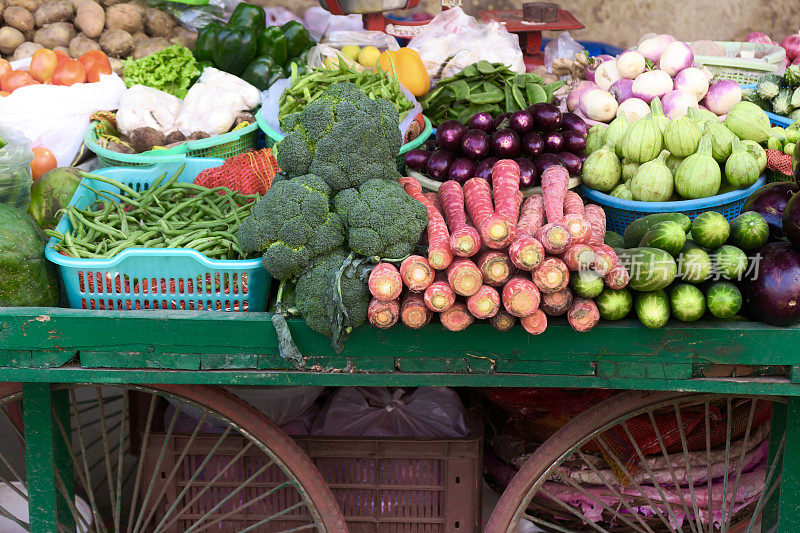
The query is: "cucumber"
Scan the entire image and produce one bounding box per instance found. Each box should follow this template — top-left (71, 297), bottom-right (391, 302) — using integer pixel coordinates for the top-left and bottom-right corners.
top-left (595, 287), bottom-right (633, 321)
top-left (635, 289), bottom-right (670, 328)
top-left (690, 211), bottom-right (730, 249)
top-left (669, 283), bottom-right (706, 322)
top-left (677, 243), bottom-right (712, 283)
top-left (604, 230), bottom-right (624, 249)
top-left (615, 247), bottom-right (677, 291)
top-left (712, 245), bottom-right (748, 280)
top-left (729, 211), bottom-right (769, 252)
top-left (638, 221), bottom-right (687, 256)
top-left (570, 271), bottom-right (604, 298)
top-left (623, 213), bottom-right (691, 248)
top-left (706, 281), bottom-right (742, 318)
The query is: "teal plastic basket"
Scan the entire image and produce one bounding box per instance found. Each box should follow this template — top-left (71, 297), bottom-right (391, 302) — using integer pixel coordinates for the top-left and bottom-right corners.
top-left (581, 176), bottom-right (767, 234)
top-left (256, 108), bottom-right (433, 154)
top-left (84, 121), bottom-right (260, 167)
top-left (45, 159), bottom-right (270, 312)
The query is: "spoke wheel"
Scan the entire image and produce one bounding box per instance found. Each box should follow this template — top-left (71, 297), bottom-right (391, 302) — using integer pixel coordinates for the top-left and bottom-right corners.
top-left (487, 390), bottom-right (783, 533)
top-left (0, 383), bottom-right (346, 532)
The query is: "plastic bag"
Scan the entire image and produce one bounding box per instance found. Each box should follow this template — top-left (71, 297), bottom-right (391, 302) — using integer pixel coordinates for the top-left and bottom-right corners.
top-left (0, 125), bottom-right (33, 211)
top-left (0, 58), bottom-right (126, 166)
top-left (304, 6), bottom-right (362, 42)
top-left (117, 85), bottom-right (183, 136)
top-left (306, 30), bottom-right (400, 71)
top-left (259, 77), bottom-right (421, 140)
top-left (264, 6), bottom-right (302, 26)
top-left (176, 67), bottom-right (260, 136)
top-left (311, 387), bottom-right (470, 438)
top-left (407, 7), bottom-right (525, 83)
top-left (147, 0), bottom-right (228, 32)
top-left (544, 31), bottom-right (585, 73)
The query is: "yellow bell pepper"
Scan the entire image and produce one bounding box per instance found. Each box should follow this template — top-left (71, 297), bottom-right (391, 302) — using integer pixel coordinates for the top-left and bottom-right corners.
top-left (377, 48), bottom-right (431, 98)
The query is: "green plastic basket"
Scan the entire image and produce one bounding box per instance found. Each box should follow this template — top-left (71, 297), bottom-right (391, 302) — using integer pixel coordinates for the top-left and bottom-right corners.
top-left (256, 108), bottom-right (433, 155)
top-left (84, 120), bottom-right (259, 167)
top-left (694, 41), bottom-right (786, 84)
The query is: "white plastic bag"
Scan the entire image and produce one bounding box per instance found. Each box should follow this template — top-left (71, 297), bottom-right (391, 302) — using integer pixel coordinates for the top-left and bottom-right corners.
top-left (407, 7), bottom-right (525, 83)
top-left (304, 6), bottom-right (362, 42)
top-left (263, 6), bottom-right (302, 26)
top-left (306, 30), bottom-right (400, 70)
top-left (176, 67), bottom-right (260, 136)
top-left (0, 58), bottom-right (126, 166)
top-left (544, 32), bottom-right (585, 73)
top-left (311, 387), bottom-right (470, 438)
top-left (116, 85), bottom-right (183, 136)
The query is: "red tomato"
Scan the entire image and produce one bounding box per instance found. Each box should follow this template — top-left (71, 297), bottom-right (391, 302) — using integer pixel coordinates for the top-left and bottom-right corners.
top-left (0, 59), bottom-right (11, 84)
top-left (1, 70), bottom-right (38, 93)
top-left (86, 62), bottom-right (112, 83)
top-left (0, 91), bottom-right (9, 97)
top-left (53, 50), bottom-right (70, 66)
top-left (51, 60), bottom-right (86, 86)
top-left (29, 49), bottom-right (58, 83)
top-left (31, 147), bottom-right (57, 180)
top-left (78, 50), bottom-right (111, 75)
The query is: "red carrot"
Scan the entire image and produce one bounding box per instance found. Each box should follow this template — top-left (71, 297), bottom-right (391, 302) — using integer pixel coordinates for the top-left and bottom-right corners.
top-left (423, 191), bottom-right (443, 214)
top-left (438, 180), bottom-right (481, 257)
top-left (400, 255), bottom-right (435, 292)
top-left (568, 297), bottom-right (600, 332)
top-left (521, 309), bottom-right (548, 335)
top-left (563, 215), bottom-right (592, 244)
top-left (398, 175), bottom-right (422, 195)
top-left (446, 258), bottom-right (483, 297)
top-left (492, 159), bottom-right (523, 225)
top-left (604, 263), bottom-right (630, 290)
top-left (535, 222), bottom-right (572, 255)
top-left (591, 245), bottom-right (616, 275)
top-left (516, 194), bottom-right (545, 238)
top-left (401, 292), bottom-right (432, 329)
top-left (532, 257), bottom-right (570, 294)
top-left (540, 287), bottom-right (574, 316)
top-left (440, 302), bottom-right (474, 332)
top-left (561, 244), bottom-right (595, 272)
top-left (541, 165), bottom-right (570, 224)
top-left (368, 262), bottom-right (403, 301)
top-left (584, 204), bottom-right (607, 246)
top-left (467, 285), bottom-right (501, 319)
top-left (398, 176), bottom-right (452, 269)
top-left (508, 236), bottom-right (546, 271)
top-left (477, 251), bottom-right (515, 287)
top-left (502, 276), bottom-right (541, 318)
top-left (490, 310), bottom-right (516, 332)
top-left (424, 277), bottom-right (456, 312)
top-left (464, 177), bottom-right (512, 249)
top-left (563, 190), bottom-right (584, 216)
top-left (368, 298), bottom-right (400, 329)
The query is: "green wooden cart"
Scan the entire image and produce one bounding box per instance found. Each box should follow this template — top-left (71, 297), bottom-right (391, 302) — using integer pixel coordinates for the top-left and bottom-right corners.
top-left (0, 306), bottom-right (797, 532)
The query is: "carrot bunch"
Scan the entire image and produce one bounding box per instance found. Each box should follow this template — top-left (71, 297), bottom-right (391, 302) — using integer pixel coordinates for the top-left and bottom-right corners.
top-left (367, 162), bottom-right (628, 334)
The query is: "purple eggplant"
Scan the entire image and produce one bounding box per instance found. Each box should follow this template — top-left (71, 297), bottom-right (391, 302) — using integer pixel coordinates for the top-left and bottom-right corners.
top-left (468, 112), bottom-right (495, 134)
top-left (558, 152), bottom-right (582, 175)
top-left (404, 149), bottom-right (431, 173)
top-left (515, 157), bottom-right (538, 187)
top-left (743, 181), bottom-right (800, 238)
top-left (474, 157), bottom-right (499, 181)
top-left (491, 129), bottom-right (521, 158)
top-left (461, 129), bottom-right (491, 159)
top-left (561, 112), bottom-right (589, 137)
top-left (448, 157), bottom-right (477, 184)
top-left (528, 102), bottom-right (562, 131)
top-left (534, 153), bottom-right (564, 175)
top-left (522, 132), bottom-right (544, 157)
top-left (562, 130), bottom-right (587, 153)
top-left (744, 242), bottom-right (800, 326)
top-left (508, 110), bottom-right (534, 134)
top-left (543, 131), bottom-right (564, 153)
top-left (426, 150), bottom-right (455, 181)
top-left (422, 139), bottom-right (437, 152)
top-left (436, 120), bottom-right (467, 152)
top-left (493, 113), bottom-right (510, 130)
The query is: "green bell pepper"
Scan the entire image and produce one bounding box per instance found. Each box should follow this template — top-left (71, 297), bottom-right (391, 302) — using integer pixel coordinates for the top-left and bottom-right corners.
top-left (213, 26), bottom-right (257, 76)
top-left (195, 23), bottom-right (222, 63)
top-left (226, 2), bottom-right (266, 31)
top-left (257, 26), bottom-right (288, 66)
top-left (241, 56), bottom-right (276, 91)
top-left (280, 20), bottom-right (312, 59)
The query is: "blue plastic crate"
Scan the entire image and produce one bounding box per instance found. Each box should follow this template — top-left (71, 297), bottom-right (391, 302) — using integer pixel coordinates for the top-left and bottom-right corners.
top-left (45, 159), bottom-right (270, 312)
top-left (581, 176), bottom-right (767, 234)
top-left (541, 39), bottom-right (624, 57)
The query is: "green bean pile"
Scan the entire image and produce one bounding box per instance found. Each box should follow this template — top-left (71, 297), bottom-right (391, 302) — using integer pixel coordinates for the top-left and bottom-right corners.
top-left (46, 167), bottom-right (259, 260)
top-left (278, 61), bottom-right (415, 121)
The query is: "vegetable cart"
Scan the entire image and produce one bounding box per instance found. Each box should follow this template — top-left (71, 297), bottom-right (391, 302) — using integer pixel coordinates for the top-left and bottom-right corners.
top-left (0, 306), bottom-right (797, 532)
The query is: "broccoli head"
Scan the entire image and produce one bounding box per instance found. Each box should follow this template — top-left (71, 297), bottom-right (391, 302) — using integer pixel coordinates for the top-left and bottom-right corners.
top-left (334, 178), bottom-right (427, 259)
top-left (236, 174), bottom-right (344, 280)
top-left (276, 82), bottom-right (403, 192)
top-left (294, 249), bottom-right (370, 342)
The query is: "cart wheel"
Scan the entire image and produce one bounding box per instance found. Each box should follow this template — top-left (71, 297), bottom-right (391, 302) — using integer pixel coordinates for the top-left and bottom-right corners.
top-left (0, 383), bottom-right (347, 532)
top-left (487, 390), bottom-right (783, 533)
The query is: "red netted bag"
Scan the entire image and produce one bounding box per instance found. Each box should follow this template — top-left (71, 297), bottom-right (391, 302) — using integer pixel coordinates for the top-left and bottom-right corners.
top-left (766, 148), bottom-right (794, 177)
top-left (194, 148), bottom-right (280, 195)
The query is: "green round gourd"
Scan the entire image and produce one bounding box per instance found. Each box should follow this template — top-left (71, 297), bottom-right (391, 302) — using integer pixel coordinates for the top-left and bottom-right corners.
top-left (649, 97), bottom-right (670, 133)
top-left (725, 138), bottom-right (760, 188)
top-left (741, 140), bottom-right (767, 174)
top-left (605, 114), bottom-right (629, 159)
top-left (609, 183), bottom-right (634, 200)
top-left (688, 107), bottom-right (720, 125)
top-left (629, 150), bottom-right (673, 202)
top-left (581, 142), bottom-right (621, 192)
top-left (703, 120), bottom-right (736, 163)
top-left (665, 154), bottom-right (683, 176)
top-left (664, 116), bottom-right (702, 158)
top-left (585, 124), bottom-right (607, 155)
top-left (674, 134), bottom-right (721, 199)
top-left (622, 115), bottom-right (663, 164)
top-left (621, 159), bottom-right (639, 184)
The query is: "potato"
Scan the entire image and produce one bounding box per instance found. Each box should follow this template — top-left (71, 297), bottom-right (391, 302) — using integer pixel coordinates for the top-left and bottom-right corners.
top-left (108, 55), bottom-right (122, 73)
top-left (0, 0), bottom-right (6, 21)
top-left (169, 25), bottom-right (196, 48)
top-left (143, 7), bottom-right (172, 37)
top-left (0, 26), bottom-right (24, 55)
top-left (12, 40), bottom-right (40, 59)
top-left (7, 0), bottom-right (42, 12)
top-left (5, 6), bottom-right (35, 32)
top-left (34, 0), bottom-right (72, 27)
top-left (52, 44), bottom-right (67, 54)
top-left (69, 32), bottom-right (98, 57)
top-left (130, 30), bottom-right (146, 46)
top-left (33, 21), bottom-right (75, 48)
top-left (74, 0), bottom-right (103, 38)
top-left (99, 0), bottom-right (122, 7)
top-left (99, 27), bottom-right (131, 57)
top-left (105, 3), bottom-right (141, 34)
top-left (131, 35), bottom-right (168, 59)
top-left (71, 0), bottom-right (93, 9)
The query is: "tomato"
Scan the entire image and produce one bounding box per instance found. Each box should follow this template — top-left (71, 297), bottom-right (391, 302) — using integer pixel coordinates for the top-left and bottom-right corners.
top-left (0, 91), bottom-right (9, 97)
top-left (78, 50), bottom-right (111, 75)
top-left (53, 49), bottom-right (70, 66)
top-left (29, 49), bottom-right (58, 83)
top-left (0, 59), bottom-right (11, 84)
top-left (86, 62), bottom-right (112, 83)
top-left (31, 147), bottom-right (57, 180)
top-left (51, 60), bottom-right (86, 86)
top-left (1, 70), bottom-right (38, 93)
